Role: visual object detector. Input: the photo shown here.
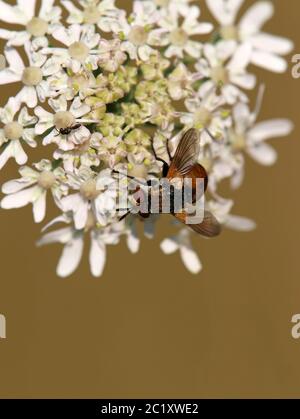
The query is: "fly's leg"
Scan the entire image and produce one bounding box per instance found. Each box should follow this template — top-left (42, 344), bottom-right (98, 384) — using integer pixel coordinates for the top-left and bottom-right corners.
top-left (151, 141), bottom-right (170, 178)
top-left (166, 137), bottom-right (172, 162)
top-left (118, 210), bottom-right (131, 222)
top-left (112, 170), bottom-right (148, 187)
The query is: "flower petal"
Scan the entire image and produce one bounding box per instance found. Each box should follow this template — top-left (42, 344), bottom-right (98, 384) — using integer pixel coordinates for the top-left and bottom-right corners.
top-left (0, 142), bottom-right (13, 170)
top-left (39, 0), bottom-right (56, 20)
top-left (206, 0), bottom-right (243, 26)
top-left (127, 223), bottom-right (140, 254)
top-left (89, 234), bottom-right (106, 277)
top-left (240, 1), bottom-right (274, 35)
top-left (5, 47), bottom-right (24, 73)
top-left (250, 33), bottom-right (293, 55)
top-left (18, 0), bottom-right (36, 20)
top-left (2, 178), bottom-right (35, 194)
top-left (37, 227), bottom-right (73, 246)
top-left (225, 215), bottom-right (256, 232)
top-left (228, 42), bottom-right (252, 71)
top-left (247, 143), bottom-right (277, 165)
top-left (251, 50), bottom-right (288, 73)
top-left (61, 0), bottom-right (82, 24)
top-left (16, 86), bottom-right (38, 108)
top-left (33, 190), bottom-right (47, 223)
top-left (160, 238), bottom-right (179, 254)
top-left (57, 234), bottom-right (84, 277)
top-left (180, 246), bottom-right (202, 274)
top-left (0, 0), bottom-right (29, 24)
top-left (0, 69), bottom-right (21, 85)
top-left (1, 185), bottom-right (37, 209)
top-left (248, 119), bottom-right (294, 143)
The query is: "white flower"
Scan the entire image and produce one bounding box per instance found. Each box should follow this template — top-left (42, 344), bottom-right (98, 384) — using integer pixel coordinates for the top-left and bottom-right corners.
top-left (208, 198), bottom-right (256, 231)
top-left (34, 95), bottom-right (96, 151)
top-left (97, 38), bottom-right (127, 72)
top-left (167, 63), bottom-right (197, 101)
top-left (60, 168), bottom-right (118, 230)
top-left (196, 41), bottom-right (256, 104)
top-left (149, 5), bottom-right (213, 58)
top-left (206, 0), bottom-right (294, 73)
top-left (0, 98), bottom-right (37, 170)
top-left (125, 213), bottom-right (159, 254)
top-left (126, 219), bottom-right (140, 254)
top-left (1, 160), bottom-right (67, 223)
top-left (62, 0), bottom-right (124, 32)
top-left (0, 45), bottom-right (49, 108)
top-left (119, 1), bottom-right (159, 61)
top-left (0, 0), bottom-right (61, 47)
top-left (207, 144), bottom-right (245, 191)
top-left (97, 135), bottom-right (127, 169)
top-left (46, 68), bottom-right (98, 101)
top-left (161, 228), bottom-right (202, 274)
top-left (41, 24), bottom-right (101, 73)
top-left (53, 132), bottom-right (104, 172)
top-left (37, 214), bottom-right (122, 278)
top-left (230, 101), bottom-right (294, 166)
top-left (179, 89), bottom-right (230, 145)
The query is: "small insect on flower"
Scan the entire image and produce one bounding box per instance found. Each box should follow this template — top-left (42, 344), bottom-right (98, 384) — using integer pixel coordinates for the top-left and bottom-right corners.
top-left (56, 124), bottom-right (82, 136)
top-left (115, 129), bottom-right (221, 238)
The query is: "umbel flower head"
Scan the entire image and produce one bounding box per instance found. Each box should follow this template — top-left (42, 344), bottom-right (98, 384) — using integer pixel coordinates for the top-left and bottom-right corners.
top-left (0, 0), bottom-right (294, 277)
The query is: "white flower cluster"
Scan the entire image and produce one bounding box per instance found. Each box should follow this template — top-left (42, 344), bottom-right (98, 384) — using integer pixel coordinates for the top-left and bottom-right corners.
top-left (0, 0), bottom-right (294, 277)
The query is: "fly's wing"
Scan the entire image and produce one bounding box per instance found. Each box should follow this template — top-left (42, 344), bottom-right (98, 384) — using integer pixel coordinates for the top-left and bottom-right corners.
top-left (167, 129), bottom-right (200, 179)
top-left (173, 210), bottom-right (221, 238)
top-left (187, 163), bottom-right (208, 193)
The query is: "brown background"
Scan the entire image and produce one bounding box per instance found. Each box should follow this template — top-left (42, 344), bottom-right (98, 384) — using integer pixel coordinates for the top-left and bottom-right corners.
top-left (0, 0), bottom-right (300, 399)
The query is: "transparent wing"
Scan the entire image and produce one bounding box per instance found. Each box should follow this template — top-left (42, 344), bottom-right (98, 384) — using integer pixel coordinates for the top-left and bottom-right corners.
top-left (167, 129), bottom-right (200, 178)
top-left (173, 210), bottom-right (221, 238)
